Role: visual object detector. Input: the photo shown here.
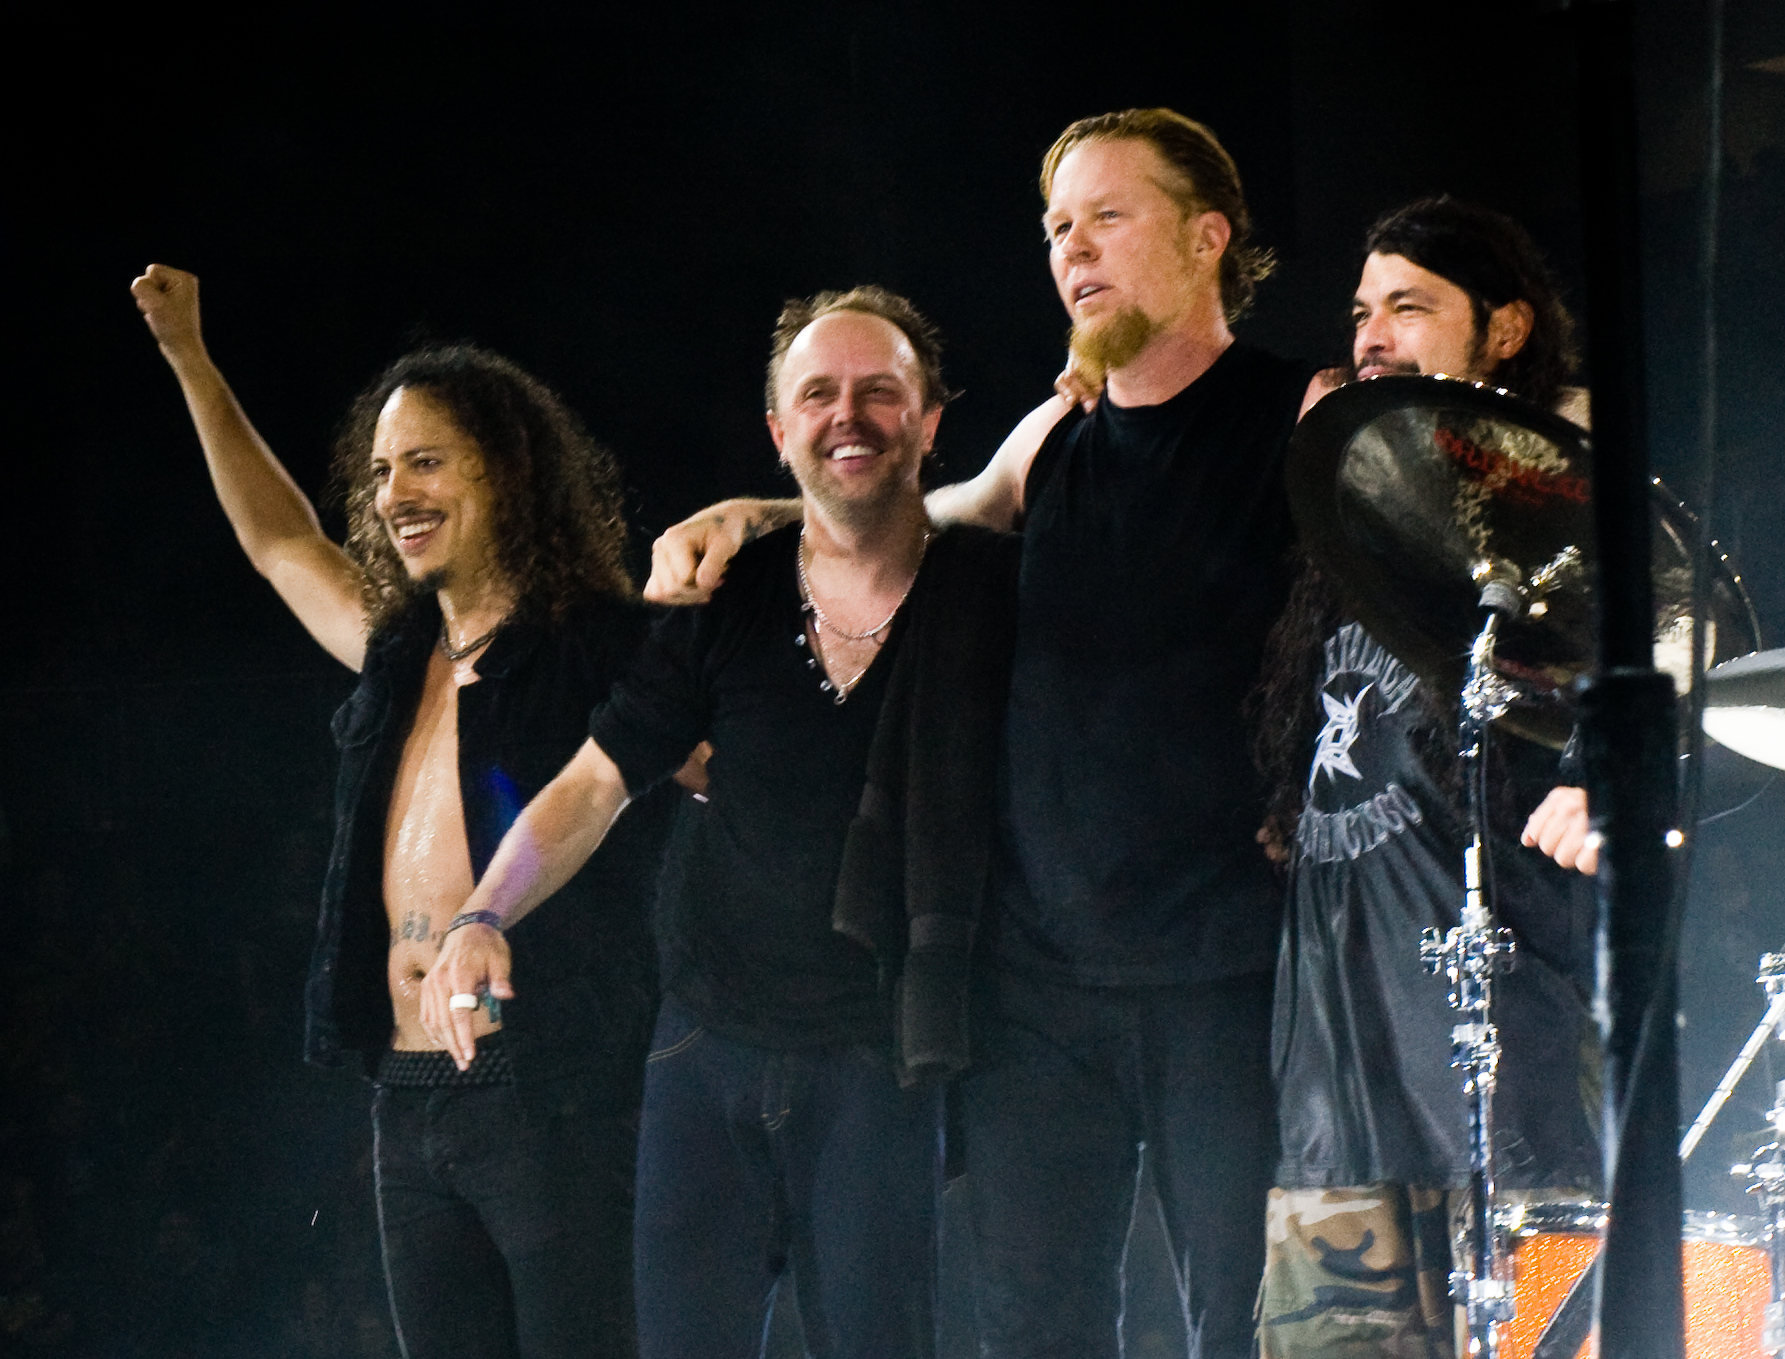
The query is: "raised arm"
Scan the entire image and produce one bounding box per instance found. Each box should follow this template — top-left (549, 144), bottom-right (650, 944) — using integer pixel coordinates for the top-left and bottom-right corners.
top-left (419, 737), bottom-right (636, 1066)
top-left (132, 264), bottom-right (370, 670)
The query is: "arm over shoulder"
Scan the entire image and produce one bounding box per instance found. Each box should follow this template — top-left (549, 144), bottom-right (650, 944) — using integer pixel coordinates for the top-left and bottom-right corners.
top-left (926, 395), bottom-right (1074, 532)
top-left (131, 264), bottom-right (369, 669)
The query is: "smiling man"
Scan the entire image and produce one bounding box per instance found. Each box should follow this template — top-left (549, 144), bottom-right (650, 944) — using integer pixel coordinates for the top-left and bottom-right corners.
top-left (423, 287), bottom-right (1020, 1359)
top-left (1345, 196), bottom-right (1589, 424)
top-left (640, 110), bottom-right (1317, 1359)
top-left (132, 265), bottom-right (671, 1359)
top-left (1254, 198), bottom-right (1601, 1356)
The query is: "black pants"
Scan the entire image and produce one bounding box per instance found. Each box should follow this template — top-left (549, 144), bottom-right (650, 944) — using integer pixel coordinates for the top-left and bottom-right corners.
top-left (962, 969), bottom-right (1277, 1359)
top-left (633, 1000), bottom-right (943, 1359)
top-left (372, 1073), bottom-right (637, 1359)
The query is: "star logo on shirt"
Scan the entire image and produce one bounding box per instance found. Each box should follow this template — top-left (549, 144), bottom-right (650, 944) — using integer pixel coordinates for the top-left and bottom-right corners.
top-left (1309, 683), bottom-right (1372, 788)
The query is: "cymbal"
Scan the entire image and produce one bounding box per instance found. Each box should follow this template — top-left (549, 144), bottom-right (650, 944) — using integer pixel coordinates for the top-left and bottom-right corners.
top-left (1703, 649), bottom-right (1785, 771)
top-left (1287, 375), bottom-right (1761, 747)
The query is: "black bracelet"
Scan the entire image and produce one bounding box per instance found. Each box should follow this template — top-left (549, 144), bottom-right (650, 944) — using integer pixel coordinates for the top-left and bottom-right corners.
top-left (447, 910), bottom-right (506, 935)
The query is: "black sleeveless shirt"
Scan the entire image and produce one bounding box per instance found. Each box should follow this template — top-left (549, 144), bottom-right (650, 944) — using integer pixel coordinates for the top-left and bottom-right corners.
top-left (994, 341), bottom-right (1311, 985)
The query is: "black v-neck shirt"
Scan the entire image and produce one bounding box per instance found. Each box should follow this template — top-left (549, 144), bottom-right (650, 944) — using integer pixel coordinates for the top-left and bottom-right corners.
top-left (996, 341), bottom-right (1312, 985)
top-left (590, 526), bottom-right (901, 1048)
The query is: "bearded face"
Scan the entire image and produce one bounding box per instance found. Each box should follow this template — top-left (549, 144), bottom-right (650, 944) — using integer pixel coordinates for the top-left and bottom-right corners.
top-left (1068, 305), bottom-right (1163, 389)
top-left (1044, 137), bottom-right (1228, 391)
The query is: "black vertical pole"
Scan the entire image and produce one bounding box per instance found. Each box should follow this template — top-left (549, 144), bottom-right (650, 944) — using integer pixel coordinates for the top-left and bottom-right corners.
top-left (1571, 2), bottom-right (1686, 1356)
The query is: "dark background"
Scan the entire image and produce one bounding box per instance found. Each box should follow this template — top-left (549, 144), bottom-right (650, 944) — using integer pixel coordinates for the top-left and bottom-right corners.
top-left (4, 2), bottom-right (1783, 1354)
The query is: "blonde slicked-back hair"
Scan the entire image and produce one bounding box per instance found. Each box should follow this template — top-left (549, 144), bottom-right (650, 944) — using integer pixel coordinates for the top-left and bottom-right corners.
top-left (1040, 108), bottom-right (1277, 324)
top-left (765, 285), bottom-right (953, 413)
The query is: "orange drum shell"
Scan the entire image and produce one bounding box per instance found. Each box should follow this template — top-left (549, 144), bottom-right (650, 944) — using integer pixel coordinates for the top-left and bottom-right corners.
top-left (1503, 1219), bottom-right (1770, 1359)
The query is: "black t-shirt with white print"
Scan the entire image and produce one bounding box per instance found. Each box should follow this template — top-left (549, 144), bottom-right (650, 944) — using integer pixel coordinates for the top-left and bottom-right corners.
top-left (1272, 620), bottom-right (1600, 1191)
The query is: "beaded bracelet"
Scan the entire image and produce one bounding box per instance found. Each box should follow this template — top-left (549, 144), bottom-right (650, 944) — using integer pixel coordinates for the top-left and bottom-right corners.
top-left (447, 910), bottom-right (506, 935)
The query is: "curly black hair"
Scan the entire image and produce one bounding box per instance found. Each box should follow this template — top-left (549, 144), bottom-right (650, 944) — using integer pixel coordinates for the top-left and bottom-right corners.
top-left (329, 344), bottom-right (634, 633)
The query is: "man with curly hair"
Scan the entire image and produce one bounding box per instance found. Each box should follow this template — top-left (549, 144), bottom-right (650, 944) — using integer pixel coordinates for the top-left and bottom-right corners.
top-left (1255, 199), bottom-right (1599, 1357)
top-left (132, 264), bottom-right (672, 1359)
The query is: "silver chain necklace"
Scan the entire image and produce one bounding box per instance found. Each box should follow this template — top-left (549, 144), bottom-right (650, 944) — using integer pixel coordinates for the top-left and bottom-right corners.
top-left (438, 621), bottom-right (502, 662)
top-left (796, 525), bottom-right (930, 702)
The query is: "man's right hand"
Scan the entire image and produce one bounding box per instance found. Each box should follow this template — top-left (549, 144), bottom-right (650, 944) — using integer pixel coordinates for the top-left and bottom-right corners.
top-left (644, 498), bottom-right (797, 605)
top-left (131, 264), bottom-right (206, 363)
top-left (128, 261), bottom-right (373, 670)
top-left (420, 923), bottom-right (517, 1071)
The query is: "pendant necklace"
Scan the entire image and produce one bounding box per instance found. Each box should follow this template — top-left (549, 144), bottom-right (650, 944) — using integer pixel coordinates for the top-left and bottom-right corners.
top-left (439, 621), bottom-right (502, 663)
top-left (796, 525), bottom-right (930, 703)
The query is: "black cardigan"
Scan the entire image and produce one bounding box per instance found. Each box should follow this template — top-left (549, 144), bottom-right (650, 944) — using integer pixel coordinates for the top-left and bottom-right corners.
top-left (831, 525), bottom-right (1022, 1086)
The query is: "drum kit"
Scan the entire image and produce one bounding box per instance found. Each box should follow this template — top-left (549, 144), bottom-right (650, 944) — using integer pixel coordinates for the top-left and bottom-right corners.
top-left (1288, 374), bottom-right (1785, 1358)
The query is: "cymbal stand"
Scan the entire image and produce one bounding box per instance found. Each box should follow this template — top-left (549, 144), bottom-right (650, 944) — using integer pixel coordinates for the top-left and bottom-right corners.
top-left (1681, 952), bottom-right (1785, 1163)
top-left (1422, 582), bottom-right (1523, 1357)
top-left (1726, 953), bottom-right (1785, 1354)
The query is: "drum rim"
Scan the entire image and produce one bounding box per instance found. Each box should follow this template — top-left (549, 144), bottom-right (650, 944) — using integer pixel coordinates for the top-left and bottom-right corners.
top-left (1505, 1200), bottom-right (1767, 1247)
top-left (1683, 1208), bottom-right (1768, 1247)
top-left (1504, 1200), bottom-right (1607, 1236)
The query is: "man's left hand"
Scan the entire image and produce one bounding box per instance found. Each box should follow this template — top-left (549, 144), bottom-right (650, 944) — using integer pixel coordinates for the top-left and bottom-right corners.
top-left (1053, 353), bottom-right (1103, 412)
top-left (419, 923), bottom-right (516, 1070)
top-left (1521, 785), bottom-right (1597, 875)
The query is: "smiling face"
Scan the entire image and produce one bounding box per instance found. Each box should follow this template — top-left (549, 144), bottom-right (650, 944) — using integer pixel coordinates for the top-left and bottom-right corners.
top-left (1349, 251), bottom-right (1489, 382)
top-left (1349, 250), bottom-right (1537, 390)
top-left (766, 310), bottom-right (940, 528)
top-left (1043, 137), bottom-right (1227, 372)
top-left (369, 386), bottom-right (500, 590)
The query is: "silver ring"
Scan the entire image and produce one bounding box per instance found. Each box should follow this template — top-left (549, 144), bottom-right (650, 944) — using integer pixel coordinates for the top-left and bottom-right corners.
top-left (448, 993), bottom-right (480, 1011)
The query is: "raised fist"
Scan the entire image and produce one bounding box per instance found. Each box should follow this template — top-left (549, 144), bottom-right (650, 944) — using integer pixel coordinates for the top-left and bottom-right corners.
top-left (130, 263), bottom-right (205, 358)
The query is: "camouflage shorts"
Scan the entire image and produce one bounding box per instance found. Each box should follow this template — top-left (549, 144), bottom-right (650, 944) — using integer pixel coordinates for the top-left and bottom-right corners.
top-left (1257, 1184), bottom-right (1457, 1359)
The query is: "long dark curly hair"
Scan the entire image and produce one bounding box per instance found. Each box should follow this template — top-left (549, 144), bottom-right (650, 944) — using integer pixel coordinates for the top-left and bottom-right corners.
top-left (329, 344), bottom-right (634, 632)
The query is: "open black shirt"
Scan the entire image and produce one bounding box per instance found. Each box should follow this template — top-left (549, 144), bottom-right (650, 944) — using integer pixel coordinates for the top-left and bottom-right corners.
top-left (590, 526), bottom-right (902, 1049)
top-left (308, 593), bottom-right (673, 1092)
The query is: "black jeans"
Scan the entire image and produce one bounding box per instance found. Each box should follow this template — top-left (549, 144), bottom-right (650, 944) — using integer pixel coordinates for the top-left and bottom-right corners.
top-left (962, 969), bottom-right (1277, 1359)
top-left (372, 1072), bottom-right (637, 1359)
top-left (633, 999), bottom-right (943, 1359)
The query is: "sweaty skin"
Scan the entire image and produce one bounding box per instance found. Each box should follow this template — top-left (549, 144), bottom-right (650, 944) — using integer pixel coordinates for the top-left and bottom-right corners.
top-left (420, 306), bottom-right (941, 1067)
top-left (384, 646), bottom-right (502, 1050)
top-left (131, 263), bottom-right (516, 1051)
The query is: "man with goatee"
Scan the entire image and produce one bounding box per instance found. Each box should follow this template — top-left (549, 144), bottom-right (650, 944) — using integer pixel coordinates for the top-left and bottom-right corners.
top-left (643, 110), bottom-right (1318, 1359)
